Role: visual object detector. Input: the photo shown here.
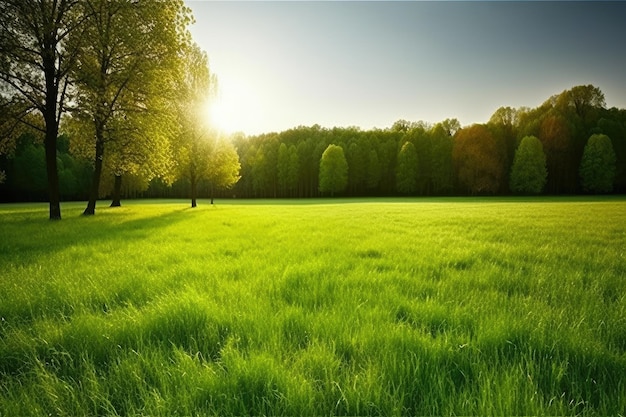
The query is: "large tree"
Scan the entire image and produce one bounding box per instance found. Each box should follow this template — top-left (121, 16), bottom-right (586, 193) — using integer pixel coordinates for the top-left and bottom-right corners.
top-left (509, 135), bottom-right (547, 194)
top-left (0, 0), bottom-right (86, 219)
top-left (579, 134), bottom-right (616, 193)
top-left (173, 43), bottom-right (218, 208)
top-left (319, 144), bottom-right (348, 196)
top-left (71, 0), bottom-right (190, 215)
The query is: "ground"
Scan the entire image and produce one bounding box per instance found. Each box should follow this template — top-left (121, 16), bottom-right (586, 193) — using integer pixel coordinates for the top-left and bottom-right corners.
top-left (1, 197), bottom-right (625, 415)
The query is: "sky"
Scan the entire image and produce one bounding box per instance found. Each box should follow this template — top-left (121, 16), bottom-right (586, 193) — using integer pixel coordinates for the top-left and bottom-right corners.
top-left (185, 1), bottom-right (626, 136)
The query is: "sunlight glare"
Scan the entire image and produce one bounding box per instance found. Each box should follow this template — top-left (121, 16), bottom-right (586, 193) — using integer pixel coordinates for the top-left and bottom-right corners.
top-left (205, 75), bottom-right (262, 135)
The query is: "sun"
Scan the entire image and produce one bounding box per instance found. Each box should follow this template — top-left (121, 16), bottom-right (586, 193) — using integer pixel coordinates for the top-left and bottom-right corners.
top-left (203, 76), bottom-right (261, 135)
top-left (205, 99), bottom-right (236, 134)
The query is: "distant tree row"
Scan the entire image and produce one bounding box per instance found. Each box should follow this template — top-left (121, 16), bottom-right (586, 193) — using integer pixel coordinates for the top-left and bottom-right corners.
top-left (232, 85), bottom-right (625, 197)
top-left (1, 25), bottom-right (624, 209)
top-left (0, 133), bottom-right (91, 202)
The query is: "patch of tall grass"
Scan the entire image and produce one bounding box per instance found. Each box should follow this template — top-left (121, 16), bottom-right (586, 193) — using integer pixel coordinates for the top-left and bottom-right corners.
top-left (1, 198), bottom-right (625, 415)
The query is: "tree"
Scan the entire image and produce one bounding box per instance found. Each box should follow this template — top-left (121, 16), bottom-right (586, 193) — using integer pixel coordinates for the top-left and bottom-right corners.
top-left (319, 144), bottom-right (348, 196)
top-left (597, 109), bottom-right (626, 192)
top-left (579, 134), bottom-right (616, 193)
top-left (488, 106), bottom-right (519, 181)
top-left (286, 144), bottom-right (300, 197)
top-left (0, 0), bottom-right (86, 219)
top-left (405, 125), bottom-right (431, 194)
top-left (366, 149), bottom-right (381, 192)
top-left (429, 123), bottom-right (454, 194)
top-left (538, 114), bottom-right (573, 194)
top-left (71, 0), bottom-right (190, 215)
top-left (564, 84), bottom-right (605, 123)
top-left (262, 137), bottom-right (279, 197)
top-left (509, 136), bottom-right (547, 194)
top-left (347, 141), bottom-right (367, 195)
top-left (453, 124), bottom-right (505, 194)
top-left (276, 142), bottom-right (297, 197)
top-left (251, 146), bottom-right (268, 197)
top-left (173, 43), bottom-right (217, 208)
top-left (439, 118), bottom-right (461, 137)
top-left (556, 85), bottom-right (607, 189)
top-left (377, 130), bottom-right (401, 194)
top-left (206, 138), bottom-right (240, 204)
top-left (103, 109), bottom-right (177, 207)
top-left (395, 141), bottom-right (418, 195)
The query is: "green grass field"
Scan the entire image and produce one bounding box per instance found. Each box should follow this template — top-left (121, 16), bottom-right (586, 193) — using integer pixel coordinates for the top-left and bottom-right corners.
top-left (1, 198), bottom-right (625, 416)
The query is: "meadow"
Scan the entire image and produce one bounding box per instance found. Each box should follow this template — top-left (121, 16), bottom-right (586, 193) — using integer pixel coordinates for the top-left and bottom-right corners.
top-left (0, 198), bottom-right (625, 416)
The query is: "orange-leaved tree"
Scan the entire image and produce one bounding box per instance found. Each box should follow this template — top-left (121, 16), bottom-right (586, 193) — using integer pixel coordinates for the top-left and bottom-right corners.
top-left (453, 124), bottom-right (505, 194)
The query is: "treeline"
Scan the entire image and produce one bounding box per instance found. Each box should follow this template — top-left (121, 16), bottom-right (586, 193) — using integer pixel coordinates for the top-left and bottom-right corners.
top-left (1, 84), bottom-right (624, 204)
top-left (0, 134), bottom-right (91, 202)
top-left (1, 2), bottom-right (624, 216)
top-left (233, 84), bottom-right (625, 197)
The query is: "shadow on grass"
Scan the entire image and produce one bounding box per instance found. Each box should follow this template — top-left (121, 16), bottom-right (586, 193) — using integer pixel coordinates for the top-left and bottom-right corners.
top-left (0, 202), bottom-right (199, 267)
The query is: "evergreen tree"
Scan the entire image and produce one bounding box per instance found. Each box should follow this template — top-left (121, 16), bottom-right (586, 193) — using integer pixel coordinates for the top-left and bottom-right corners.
top-left (510, 136), bottom-right (547, 194)
top-left (580, 134), bottom-right (616, 193)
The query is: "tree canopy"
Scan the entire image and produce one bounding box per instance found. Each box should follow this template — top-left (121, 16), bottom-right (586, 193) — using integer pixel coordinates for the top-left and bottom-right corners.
top-left (509, 136), bottom-right (547, 194)
top-left (453, 124), bottom-right (505, 195)
top-left (70, 0), bottom-right (191, 215)
top-left (395, 141), bottom-right (418, 195)
top-left (579, 134), bottom-right (616, 193)
top-left (319, 144), bottom-right (348, 196)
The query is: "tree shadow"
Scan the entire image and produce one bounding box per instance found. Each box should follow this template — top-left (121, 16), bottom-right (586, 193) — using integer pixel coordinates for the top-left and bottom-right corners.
top-left (0, 203), bottom-right (197, 267)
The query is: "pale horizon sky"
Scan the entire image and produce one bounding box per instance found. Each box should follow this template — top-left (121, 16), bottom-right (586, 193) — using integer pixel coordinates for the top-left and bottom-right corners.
top-left (185, 1), bottom-right (626, 136)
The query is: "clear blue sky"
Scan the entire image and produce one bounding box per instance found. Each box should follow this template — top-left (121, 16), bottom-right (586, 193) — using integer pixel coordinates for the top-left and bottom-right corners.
top-left (185, 1), bottom-right (626, 136)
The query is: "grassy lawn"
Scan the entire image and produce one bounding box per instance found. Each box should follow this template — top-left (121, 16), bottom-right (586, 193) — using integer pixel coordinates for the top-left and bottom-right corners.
top-left (1, 198), bottom-right (625, 415)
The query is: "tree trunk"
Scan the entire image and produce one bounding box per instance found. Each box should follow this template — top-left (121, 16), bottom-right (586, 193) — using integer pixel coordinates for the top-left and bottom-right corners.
top-left (110, 174), bottom-right (122, 207)
top-left (210, 183), bottom-right (214, 205)
top-left (190, 174), bottom-right (197, 208)
top-left (84, 135), bottom-right (105, 216)
top-left (44, 124), bottom-right (61, 220)
top-left (43, 54), bottom-right (61, 220)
